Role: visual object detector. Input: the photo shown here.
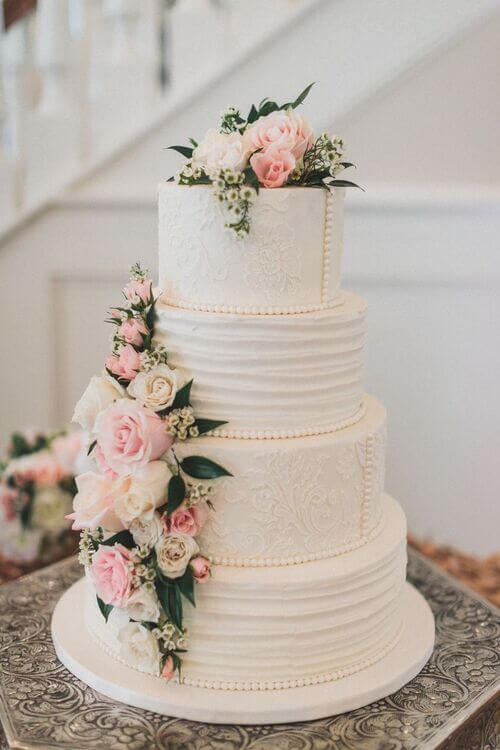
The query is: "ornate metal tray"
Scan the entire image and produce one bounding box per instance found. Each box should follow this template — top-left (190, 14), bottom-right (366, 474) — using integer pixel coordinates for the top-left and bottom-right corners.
top-left (0, 550), bottom-right (498, 750)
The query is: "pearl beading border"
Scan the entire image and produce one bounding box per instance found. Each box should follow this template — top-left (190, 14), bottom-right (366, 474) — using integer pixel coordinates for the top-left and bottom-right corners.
top-left (361, 433), bottom-right (376, 538)
top-left (208, 511), bottom-right (385, 567)
top-left (158, 296), bottom-right (343, 316)
top-left (321, 189), bottom-right (333, 304)
top-left (208, 401), bottom-right (366, 440)
top-left (87, 610), bottom-right (404, 692)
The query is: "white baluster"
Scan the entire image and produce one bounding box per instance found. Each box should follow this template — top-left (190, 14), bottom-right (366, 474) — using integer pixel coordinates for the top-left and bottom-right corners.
top-left (0, 53), bottom-right (17, 225)
top-left (1, 20), bottom-right (30, 210)
top-left (24, 0), bottom-right (78, 202)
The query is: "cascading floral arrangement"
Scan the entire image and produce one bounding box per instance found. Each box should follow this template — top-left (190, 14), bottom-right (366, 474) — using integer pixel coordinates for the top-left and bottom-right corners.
top-left (168, 82), bottom-right (358, 236)
top-left (70, 264), bottom-right (231, 680)
top-left (0, 429), bottom-right (84, 565)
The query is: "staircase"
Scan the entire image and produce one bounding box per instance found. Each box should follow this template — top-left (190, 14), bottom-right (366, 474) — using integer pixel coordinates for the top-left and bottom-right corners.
top-left (0, 0), bottom-right (499, 556)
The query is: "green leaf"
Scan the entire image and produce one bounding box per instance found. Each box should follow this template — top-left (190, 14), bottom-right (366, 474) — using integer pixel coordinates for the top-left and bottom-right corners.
top-left (145, 299), bottom-right (157, 331)
top-left (19, 488), bottom-right (35, 529)
top-left (243, 165), bottom-right (260, 194)
top-left (167, 474), bottom-right (186, 514)
top-left (156, 580), bottom-right (183, 630)
top-left (188, 137), bottom-right (198, 148)
top-left (340, 162), bottom-right (356, 169)
top-left (167, 144), bottom-right (193, 159)
top-left (328, 179), bottom-right (363, 190)
top-left (87, 439), bottom-right (97, 456)
top-left (258, 100), bottom-right (279, 117)
top-left (100, 529), bottom-right (135, 549)
top-left (97, 596), bottom-right (113, 622)
top-left (247, 103), bottom-right (259, 123)
top-left (171, 379), bottom-right (193, 410)
top-left (286, 81), bottom-right (315, 109)
top-left (180, 455), bottom-right (233, 479)
top-left (177, 566), bottom-right (196, 607)
top-left (194, 418), bottom-right (228, 435)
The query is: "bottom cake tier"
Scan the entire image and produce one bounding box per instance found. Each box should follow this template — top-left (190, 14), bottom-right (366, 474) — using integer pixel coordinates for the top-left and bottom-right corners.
top-left (85, 494), bottom-right (407, 691)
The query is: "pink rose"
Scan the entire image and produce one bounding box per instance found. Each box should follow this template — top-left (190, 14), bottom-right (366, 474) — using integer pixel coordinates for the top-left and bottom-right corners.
top-left (191, 556), bottom-right (211, 583)
top-left (119, 317), bottom-right (149, 347)
top-left (161, 655), bottom-right (175, 681)
top-left (7, 451), bottom-right (66, 486)
top-left (168, 504), bottom-right (207, 537)
top-left (106, 344), bottom-right (141, 382)
top-left (51, 432), bottom-right (85, 474)
top-left (123, 279), bottom-right (153, 305)
top-left (94, 399), bottom-right (173, 476)
top-left (0, 483), bottom-right (17, 522)
top-left (66, 471), bottom-right (124, 531)
top-left (91, 543), bottom-right (134, 607)
top-left (244, 110), bottom-right (314, 160)
top-left (250, 147), bottom-right (296, 188)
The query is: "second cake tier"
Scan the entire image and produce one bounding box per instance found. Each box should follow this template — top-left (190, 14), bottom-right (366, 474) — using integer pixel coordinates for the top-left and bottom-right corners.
top-left (174, 394), bottom-right (386, 566)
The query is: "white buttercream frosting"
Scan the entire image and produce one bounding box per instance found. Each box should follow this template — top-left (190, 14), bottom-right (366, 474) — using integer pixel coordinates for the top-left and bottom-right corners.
top-left (155, 292), bottom-right (366, 435)
top-left (173, 395), bottom-right (386, 566)
top-left (158, 184), bottom-right (344, 313)
top-left (85, 495), bottom-right (406, 690)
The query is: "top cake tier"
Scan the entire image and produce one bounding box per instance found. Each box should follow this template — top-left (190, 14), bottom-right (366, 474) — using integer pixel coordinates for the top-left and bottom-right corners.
top-left (158, 184), bottom-right (344, 314)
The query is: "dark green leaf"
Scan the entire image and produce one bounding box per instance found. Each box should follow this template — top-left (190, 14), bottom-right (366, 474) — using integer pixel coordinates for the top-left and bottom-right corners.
top-left (194, 418), bottom-right (228, 435)
top-left (177, 566), bottom-right (196, 607)
top-left (166, 176), bottom-right (174, 182)
top-left (97, 596), bottom-right (113, 622)
top-left (167, 474), bottom-right (186, 514)
top-left (258, 100), bottom-right (279, 117)
top-left (328, 179), bottom-right (363, 190)
top-left (340, 162), bottom-right (356, 169)
top-left (167, 145), bottom-right (193, 159)
top-left (19, 489), bottom-right (34, 529)
top-left (243, 165), bottom-right (260, 194)
top-left (180, 455), bottom-right (233, 479)
top-left (100, 529), bottom-right (135, 549)
top-left (188, 137), bottom-right (198, 148)
top-left (247, 103), bottom-right (259, 123)
top-left (171, 379), bottom-right (193, 410)
top-left (287, 81), bottom-right (315, 109)
top-left (87, 439), bottom-right (97, 456)
top-left (156, 580), bottom-right (183, 630)
top-left (145, 299), bottom-right (157, 331)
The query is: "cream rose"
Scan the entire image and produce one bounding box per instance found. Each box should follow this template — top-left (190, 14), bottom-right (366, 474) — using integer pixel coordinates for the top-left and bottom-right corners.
top-left (129, 511), bottom-right (164, 547)
top-left (117, 622), bottom-right (160, 675)
top-left (127, 365), bottom-right (180, 412)
top-left (244, 109), bottom-right (314, 160)
top-left (31, 486), bottom-right (73, 534)
top-left (112, 461), bottom-right (170, 528)
top-left (155, 534), bottom-right (199, 579)
top-left (124, 586), bottom-right (161, 623)
top-left (72, 373), bottom-right (125, 433)
top-left (192, 128), bottom-right (250, 177)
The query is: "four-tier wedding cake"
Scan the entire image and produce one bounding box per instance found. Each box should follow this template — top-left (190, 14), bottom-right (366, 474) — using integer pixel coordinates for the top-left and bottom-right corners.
top-left (53, 87), bottom-right (434, 723)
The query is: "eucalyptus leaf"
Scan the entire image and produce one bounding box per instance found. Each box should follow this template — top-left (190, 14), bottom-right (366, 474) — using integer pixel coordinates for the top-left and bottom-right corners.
top-left (167, 474), bottom-right (186, 514)
top-left (87, 439), bottom-right (97, 457)
top-left (194, 418), bottom-right (228, 435)
top-left (167, 145), bottom-right (193, 159)
top-left (171, 379), bottom-right (193, 410)
top-left (97, 596), bottom-right (113, 622)
top-left (180, 455), bottom-right (233, 479)
top-left (100, 529), bottom-right (135, 549)
top-left (178, 567), bottom-right (196, 607)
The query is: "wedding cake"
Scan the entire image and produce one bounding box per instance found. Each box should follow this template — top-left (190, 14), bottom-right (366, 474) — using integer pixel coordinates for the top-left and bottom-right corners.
top-left (53, 86), bottom-right (434, 723)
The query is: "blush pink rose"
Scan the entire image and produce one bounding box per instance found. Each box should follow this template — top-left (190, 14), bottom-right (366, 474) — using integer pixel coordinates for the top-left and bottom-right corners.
top-left (191, 556), bottom-right (211, 583)
top-left (168, 504), bottom-right (207, 537)
top-left (119, 317), bottom-right (149, 347)
top-left (51, 432), bottom-right (85, 475)
top-left (0, 483), bottom-right (17, 522)
top-left (123, 279), bottom-right (153, 305)
top-left (94, 399), bottom-right (173, 476)
top-left (66, 471), bottom-right (124, 531)
top-left (244, 109), bottom-right (314, 160)
top-left (7, 451), bottom-right (66, 486)
top-left (250, 147), bottom-right (296, 188)
top-left (106, 344), bottom-right (141, 382)
top-left (161, 655), bottom-right (175, 681)
top-left (91, 543), bottom-right (134, 607)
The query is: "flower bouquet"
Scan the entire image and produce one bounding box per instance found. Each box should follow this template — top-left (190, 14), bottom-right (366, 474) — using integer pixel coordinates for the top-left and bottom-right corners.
top-left (0, 428), bottom-right (86, 577)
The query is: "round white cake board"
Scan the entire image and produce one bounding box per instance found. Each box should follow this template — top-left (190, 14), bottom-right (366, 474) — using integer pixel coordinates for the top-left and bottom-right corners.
top-left (52, 579), bottom-right (434, 725)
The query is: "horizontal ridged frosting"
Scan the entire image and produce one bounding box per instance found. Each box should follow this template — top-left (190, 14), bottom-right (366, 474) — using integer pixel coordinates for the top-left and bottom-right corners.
top-left (156, 292), bottom-right (366, 435)
top-left (85, 495), bottom-right (406, 690)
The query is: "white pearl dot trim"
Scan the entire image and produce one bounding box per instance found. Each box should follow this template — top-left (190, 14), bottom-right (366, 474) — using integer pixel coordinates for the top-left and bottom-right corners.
top-left (159, 294), bottom-right (344, 316)
top-left (208, 402), bottom-right (366, 440)
top-left (361, 433), bottom-right (375, 538)
top-left (321, 189), bottom-right (333, 304)
top-left (209, 512), bottom-right (384, 567)
top-left (88, 614), bottom-right (404, 692)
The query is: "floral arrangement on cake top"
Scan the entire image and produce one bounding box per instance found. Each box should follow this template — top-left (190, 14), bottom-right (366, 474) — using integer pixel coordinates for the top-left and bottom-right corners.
top-left (0, 428), bottom-right (85, 565)
top-left (70, 264), bottom-right (231, 679)
top-left (168, 82), bottom-right (358, 236)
